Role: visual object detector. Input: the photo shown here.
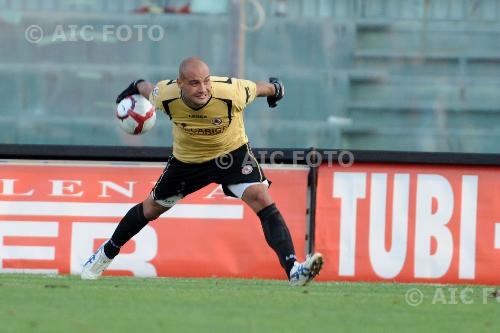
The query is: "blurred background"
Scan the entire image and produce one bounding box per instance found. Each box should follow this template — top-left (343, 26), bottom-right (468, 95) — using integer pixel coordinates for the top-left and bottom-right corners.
top-left (1, 0), bottom-right (500, 152)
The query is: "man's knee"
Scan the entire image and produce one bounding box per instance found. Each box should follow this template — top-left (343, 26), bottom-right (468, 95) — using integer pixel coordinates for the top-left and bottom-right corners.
top-left (142, 196), bottom-right (169, 221)
top-left (242, 184), bottom-right (273, 211)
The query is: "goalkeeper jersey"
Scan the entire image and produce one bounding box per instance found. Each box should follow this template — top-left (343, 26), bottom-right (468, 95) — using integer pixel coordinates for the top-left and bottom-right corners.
top-left (149, 76), bottom-right (257, 163)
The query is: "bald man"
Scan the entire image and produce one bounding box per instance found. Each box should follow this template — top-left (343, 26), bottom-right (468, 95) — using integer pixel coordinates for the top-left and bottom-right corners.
top-left (82, 57), bottom-right (323, 286)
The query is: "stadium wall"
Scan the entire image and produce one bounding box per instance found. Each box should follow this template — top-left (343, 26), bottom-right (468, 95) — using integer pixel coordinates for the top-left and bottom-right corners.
top-left (1, 145), bottom-right (500, 285)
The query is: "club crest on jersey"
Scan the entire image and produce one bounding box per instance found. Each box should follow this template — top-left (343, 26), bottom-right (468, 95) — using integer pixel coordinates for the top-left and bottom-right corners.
top-left (241, 165), bottom-right (253, 175)
top-left (212, 117), bottom-right (222, 126)
top-left (152, 86), bottom-right (159, 97)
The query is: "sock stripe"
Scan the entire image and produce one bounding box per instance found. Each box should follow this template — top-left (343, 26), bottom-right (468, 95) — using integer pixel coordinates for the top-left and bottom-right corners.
top-left (108, 239), bottom-right (121, 249)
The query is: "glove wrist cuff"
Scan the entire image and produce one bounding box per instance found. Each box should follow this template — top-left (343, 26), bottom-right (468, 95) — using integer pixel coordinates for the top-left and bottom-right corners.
top-left (272, 82), bottom-right (281, 97)
top-left (133, 79), bottom-right (145, 89)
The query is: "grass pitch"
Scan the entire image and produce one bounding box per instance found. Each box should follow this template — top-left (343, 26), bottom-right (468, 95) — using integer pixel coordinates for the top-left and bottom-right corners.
top-left (1, 274), bottom-right (499, 333)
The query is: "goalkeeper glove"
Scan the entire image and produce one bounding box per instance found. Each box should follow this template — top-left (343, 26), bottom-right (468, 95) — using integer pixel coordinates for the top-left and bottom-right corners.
top-left (267, 77), bottom-right (285, 108)
top-left (116, 79), bottom-right (145, 104)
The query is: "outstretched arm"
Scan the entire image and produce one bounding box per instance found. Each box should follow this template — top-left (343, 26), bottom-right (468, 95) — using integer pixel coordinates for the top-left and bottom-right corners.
top-left (255, 81), bottom-right (276, 97)
top-left (255, 78), bottom-right (285, 108)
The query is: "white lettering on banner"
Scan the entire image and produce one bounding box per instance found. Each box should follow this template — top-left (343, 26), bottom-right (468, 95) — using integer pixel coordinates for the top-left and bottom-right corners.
top-left (495, 224), bottom-right (500, 249)
top-left (98, 181), bottom-right (136, 198)
top-left (0, 178), bottom-right (238, 200)
top-left (0, 201), bottom-right (244, 219)
top-left (0, 178), bottom-right (141, 199)
top-left (0, 221), bottom-right (59, 274)
top-left (333, 172), bottom-right (366, 276)
top-left (332, 172), bottom-right (480, 280)
top-left (204, 185), bottom-right (237, 199)
top-left (459, 176), bottom-right (478, 279)
top-left (414, 175), bottom-right (454, 278)
top-left (369, 173), bottom-right (410, 279)
top-left (70, 222), bottom-right (158, 277)
top-left (0, 179), bottom-right (34, 196)
top-left (49, 180), bottom-right (83, 197)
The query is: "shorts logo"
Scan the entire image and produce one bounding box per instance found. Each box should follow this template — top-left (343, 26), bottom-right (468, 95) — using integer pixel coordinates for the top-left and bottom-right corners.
top-left (242, 165), bottom-right (253, 175)
top-left (212, 118), bottom-right (222, 126)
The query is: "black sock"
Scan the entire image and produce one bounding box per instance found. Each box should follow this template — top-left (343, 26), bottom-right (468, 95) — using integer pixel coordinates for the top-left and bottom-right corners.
top-left (104, 203), bottom-right (149, 259)
top-left (257, 203), bottom-right (296, 278)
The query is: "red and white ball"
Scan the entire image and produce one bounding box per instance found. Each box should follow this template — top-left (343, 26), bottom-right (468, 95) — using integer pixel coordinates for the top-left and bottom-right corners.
top-left (116, 94), bottom-right (156, 135)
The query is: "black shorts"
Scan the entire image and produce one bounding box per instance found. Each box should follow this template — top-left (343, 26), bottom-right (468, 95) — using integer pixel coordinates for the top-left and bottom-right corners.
top-left (151, 143), bottom-right (269, 206)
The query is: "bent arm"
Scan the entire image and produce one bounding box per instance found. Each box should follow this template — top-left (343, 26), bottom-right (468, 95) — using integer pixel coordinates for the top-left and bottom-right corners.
top-left (255, 81), bottom-right (276, 97)
top-left (116, 79), bottom-right (155, 104)
top-left (255, 78), bottom-right (285, 108)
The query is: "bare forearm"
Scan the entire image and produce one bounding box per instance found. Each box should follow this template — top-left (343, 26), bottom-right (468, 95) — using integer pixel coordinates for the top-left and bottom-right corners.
top-left (255, 81), bottom-right (276, 97)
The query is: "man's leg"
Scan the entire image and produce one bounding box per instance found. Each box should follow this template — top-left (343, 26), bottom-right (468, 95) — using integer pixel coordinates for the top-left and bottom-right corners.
top-left (103, 196), bottom-right (168, 259)
top-left (240, 183), bottom-right (323, 286)
top-left (81, 196), bottom-right (168, 280)
top-left (241, 184), bottom-right (297, 277)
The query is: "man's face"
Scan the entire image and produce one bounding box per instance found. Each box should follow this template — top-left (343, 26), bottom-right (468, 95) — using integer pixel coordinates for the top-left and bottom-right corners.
top-left (178, 66), bottom-right (212, 108)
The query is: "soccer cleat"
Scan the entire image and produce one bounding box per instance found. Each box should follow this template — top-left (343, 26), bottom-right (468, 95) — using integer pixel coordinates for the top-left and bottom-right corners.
top-left (289, 253), bottom-right (324, 287)
top-left (81, 244), bottom-right (113, 280)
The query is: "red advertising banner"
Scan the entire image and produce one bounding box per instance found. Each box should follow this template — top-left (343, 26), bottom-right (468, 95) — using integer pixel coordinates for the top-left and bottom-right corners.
top-left (0, 161), bottom-right (308, 279)
top-left (315, 163), bottom-right (500, 285)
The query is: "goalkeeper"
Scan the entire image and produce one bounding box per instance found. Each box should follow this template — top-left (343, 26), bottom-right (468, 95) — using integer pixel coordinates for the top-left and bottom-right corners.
top-left (82, 57), bottom-right (323, 286)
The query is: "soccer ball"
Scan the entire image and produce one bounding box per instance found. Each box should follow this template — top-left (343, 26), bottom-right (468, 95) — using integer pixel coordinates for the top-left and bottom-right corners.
top-left (116, 94), bottom-right (156, 135)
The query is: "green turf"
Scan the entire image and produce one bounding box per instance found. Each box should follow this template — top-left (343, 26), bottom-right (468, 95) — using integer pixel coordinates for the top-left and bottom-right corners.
top-left (1, 274), bottom-right (499, 333)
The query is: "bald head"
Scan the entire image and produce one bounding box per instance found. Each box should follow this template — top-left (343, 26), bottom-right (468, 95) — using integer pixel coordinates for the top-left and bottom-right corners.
top-left (178, 57), bottom-right (210, 79)
top-left (177, 57), bottom-right (212, 108)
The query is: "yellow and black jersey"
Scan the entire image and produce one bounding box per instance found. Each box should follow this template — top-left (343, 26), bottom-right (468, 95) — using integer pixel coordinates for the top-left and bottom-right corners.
top-left (149, 76), bottom-right (257, 163)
